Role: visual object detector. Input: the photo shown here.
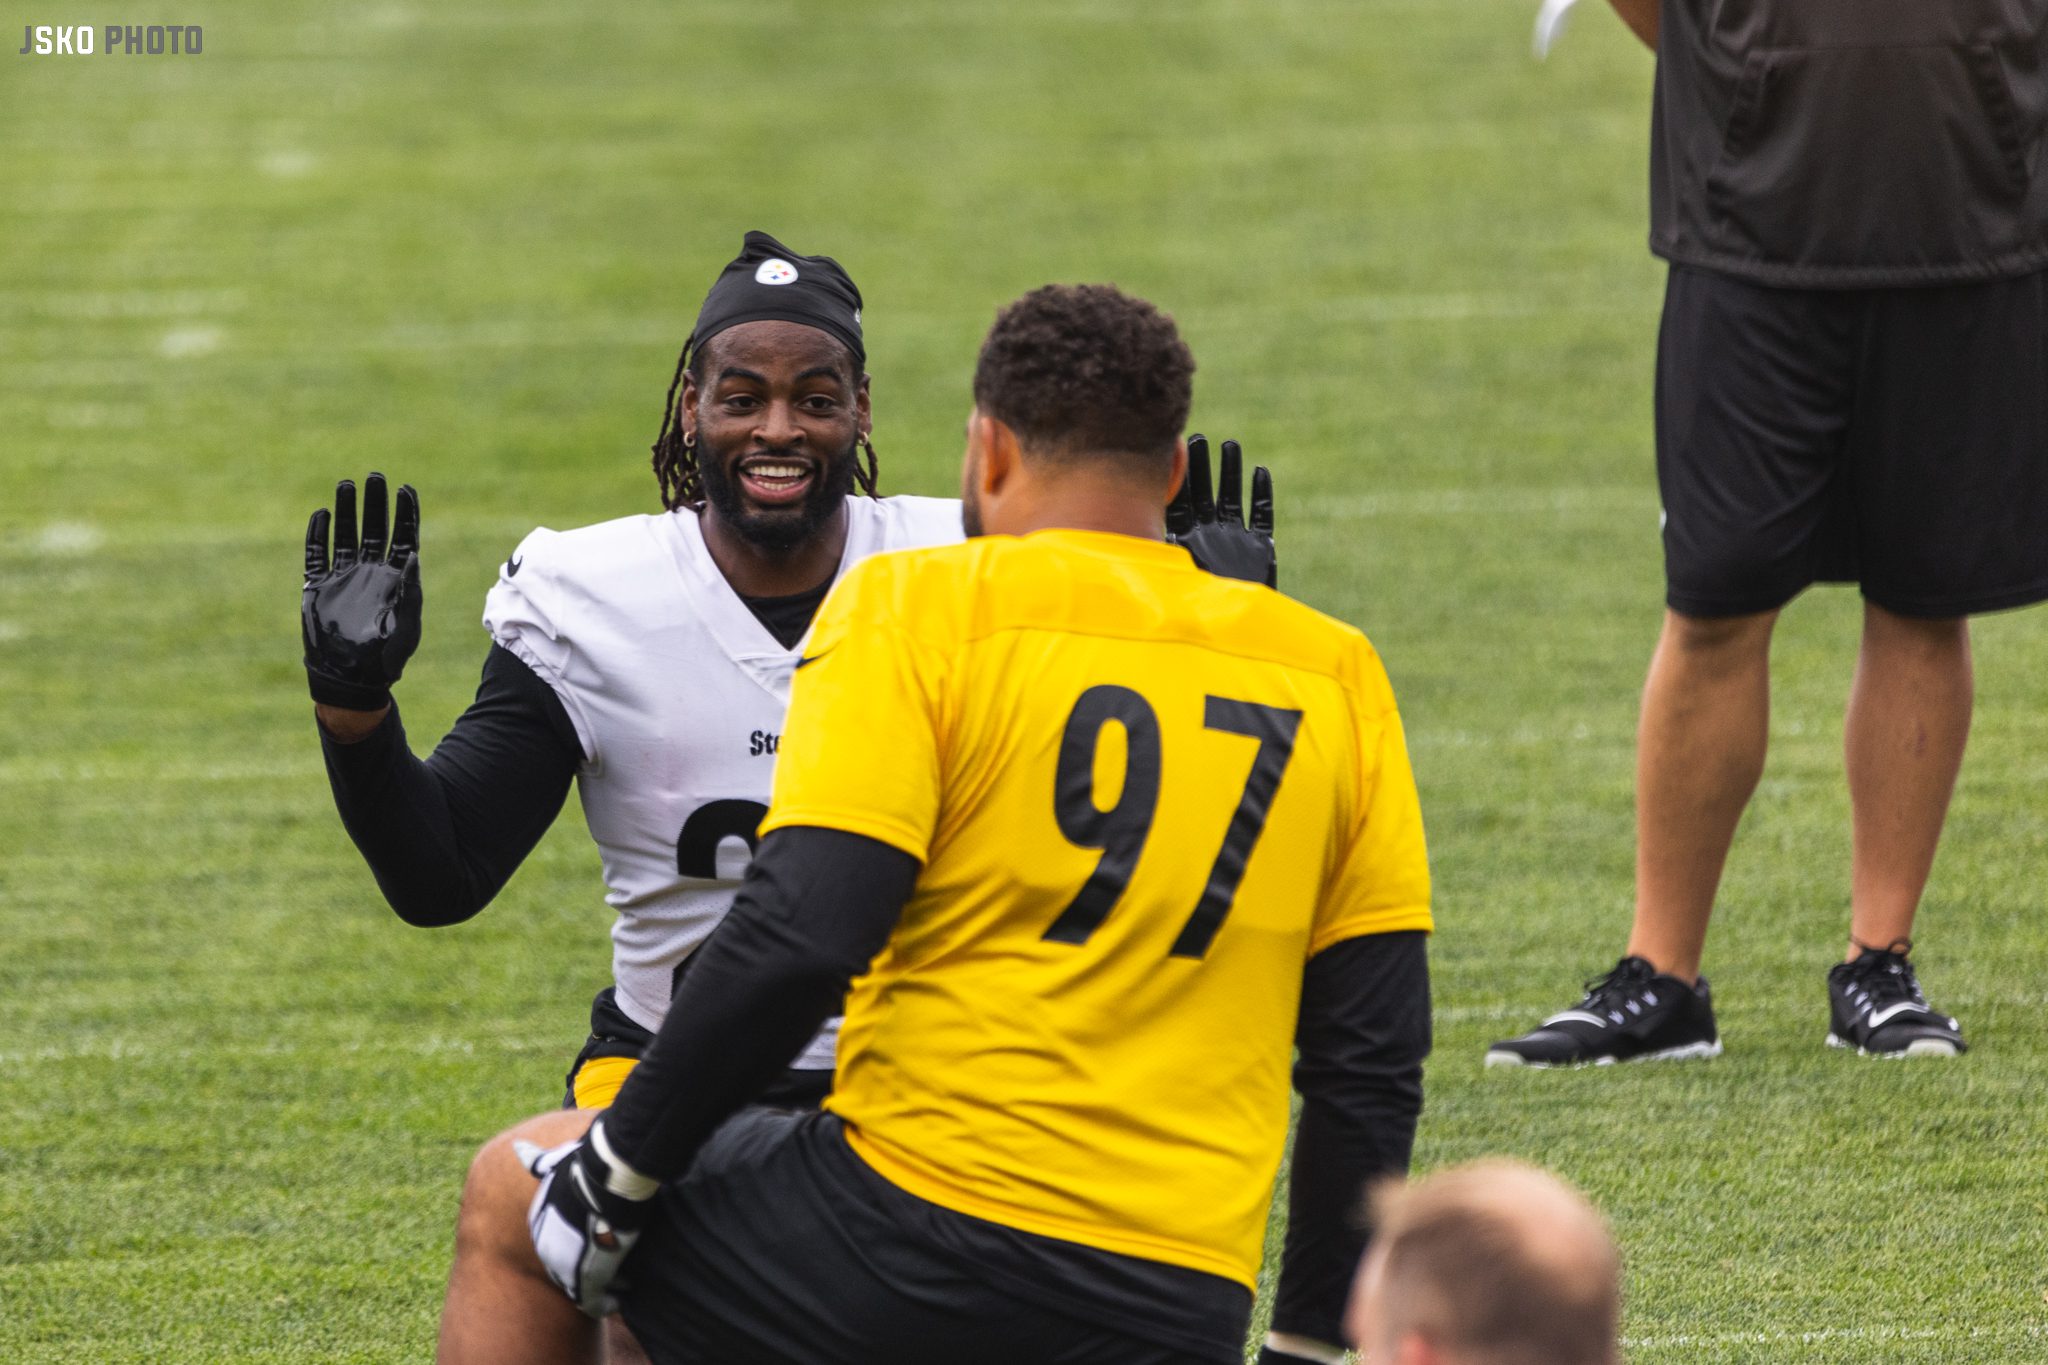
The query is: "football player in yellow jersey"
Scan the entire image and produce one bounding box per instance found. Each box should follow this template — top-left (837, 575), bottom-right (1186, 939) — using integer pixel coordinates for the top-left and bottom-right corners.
top-left (436, 284), bottom-right (1432, 1365)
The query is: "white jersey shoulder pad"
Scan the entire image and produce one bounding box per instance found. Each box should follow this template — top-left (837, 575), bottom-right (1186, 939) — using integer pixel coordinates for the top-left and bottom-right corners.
top-left (857, 494), bottom-right (965, 551)
top-left (481, 513), bottom-right (676, 764)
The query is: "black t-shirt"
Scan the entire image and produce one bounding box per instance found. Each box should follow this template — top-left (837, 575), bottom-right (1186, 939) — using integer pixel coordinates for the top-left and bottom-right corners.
top-left (738, 576), bottom-right (835, 651)
top-left (1651, 0), bottom-right (2048, 286)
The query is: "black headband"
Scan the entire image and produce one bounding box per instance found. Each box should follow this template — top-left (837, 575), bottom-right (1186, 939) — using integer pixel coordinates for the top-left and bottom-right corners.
top-left (688, 230), bottom-right (865, 370)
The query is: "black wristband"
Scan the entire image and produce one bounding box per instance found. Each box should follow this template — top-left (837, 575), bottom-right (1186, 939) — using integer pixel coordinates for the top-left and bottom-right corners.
top-left (307, 667), bottom-right (393, 711)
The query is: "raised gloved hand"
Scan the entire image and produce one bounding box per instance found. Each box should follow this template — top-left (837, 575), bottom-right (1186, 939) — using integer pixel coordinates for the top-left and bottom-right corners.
top-left (516, 1117), bottom-right (658, 1318)
top-left (1168, 434), bottom-right (1277, 588)
top-left (302, 472), bottom-right (421, 710)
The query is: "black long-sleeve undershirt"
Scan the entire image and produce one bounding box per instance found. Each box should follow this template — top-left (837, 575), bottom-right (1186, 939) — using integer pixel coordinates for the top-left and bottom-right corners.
top-left (1271, 929), bottom-right (1432, 1346)
top-left (603, 826), bottom-right (918, 1177)
top-left (319, 644), bottom-right (583, 926)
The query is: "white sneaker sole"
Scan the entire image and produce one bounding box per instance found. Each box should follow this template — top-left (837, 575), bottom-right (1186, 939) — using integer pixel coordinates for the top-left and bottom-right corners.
top-left (1484, 1038), bottom-right (1723, 1069)
top-left (1825, 1032), bottom-right (1963, 1058)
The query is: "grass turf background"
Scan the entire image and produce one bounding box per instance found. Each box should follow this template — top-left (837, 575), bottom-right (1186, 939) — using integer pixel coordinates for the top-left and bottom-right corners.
top-left (4, 2), bottom-right (2047, 1359)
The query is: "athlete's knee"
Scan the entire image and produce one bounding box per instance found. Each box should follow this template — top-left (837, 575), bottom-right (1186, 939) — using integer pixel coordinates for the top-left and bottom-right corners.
top-left (1663, 606), bottom-right (1778, 656)
top-left (454, 1111), bottom-right (595, 1262)
top-left (1864, 601), bottom-right (1969, 653)
top-left (452, 1136), bottom-right (528, 1263)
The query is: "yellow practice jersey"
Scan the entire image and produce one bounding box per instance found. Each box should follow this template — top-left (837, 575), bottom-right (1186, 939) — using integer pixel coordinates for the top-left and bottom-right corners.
top-left (761, 528), bottom-right (1431, 1287)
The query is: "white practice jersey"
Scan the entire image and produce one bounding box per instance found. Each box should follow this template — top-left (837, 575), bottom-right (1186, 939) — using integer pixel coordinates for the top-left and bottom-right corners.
top-left (482, 495), bottom-right (964, 1066)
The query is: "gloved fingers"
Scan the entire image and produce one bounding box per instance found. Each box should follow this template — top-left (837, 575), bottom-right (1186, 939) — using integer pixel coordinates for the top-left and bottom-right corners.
top-left (360, 472), bottom-right (389, 562)
top-left (579, 1240), bottom-right (636, 1318)
top-left (331, 479), bottom-right (359, 566)
top-left (515, 1137), bottom-right (577, 1179)
top-left (1250, 465), bottom-right (1274, 537)
top-left (1216, 440), bottom-right (1244, 525)
top-left (1185, 433), bottom-right (1215, 524)
top-left (305, 509), bottom-right (330, 578)
top-left (391, 483), bottom-right (420, 559)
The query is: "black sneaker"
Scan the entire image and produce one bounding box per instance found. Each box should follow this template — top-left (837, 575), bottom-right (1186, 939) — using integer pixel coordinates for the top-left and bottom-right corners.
top-left (1826, 943), bottom-right (1967, 1057)
top-left (1485, 956), bottom-right (1722, 1068)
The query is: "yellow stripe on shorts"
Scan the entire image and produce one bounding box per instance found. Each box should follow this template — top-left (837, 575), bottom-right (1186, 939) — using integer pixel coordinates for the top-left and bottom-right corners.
top-left (571, 1054), bottom-right (640, 1110)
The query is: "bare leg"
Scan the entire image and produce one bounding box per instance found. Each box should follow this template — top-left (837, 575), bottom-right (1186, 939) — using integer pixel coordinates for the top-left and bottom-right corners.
top-left (1625, 609), bottom-right (1778, 983)
top-left (605, 1315), bottom-right (655, 1365)
top-left (1844, 605), bottom-right (1972, 958)
top-left (437, 1109), bottom-right (603, 1365)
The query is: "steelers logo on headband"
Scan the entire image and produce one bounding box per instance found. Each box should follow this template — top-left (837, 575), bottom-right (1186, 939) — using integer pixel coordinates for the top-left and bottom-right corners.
top-left (689, 231), bottom-right (865, 368)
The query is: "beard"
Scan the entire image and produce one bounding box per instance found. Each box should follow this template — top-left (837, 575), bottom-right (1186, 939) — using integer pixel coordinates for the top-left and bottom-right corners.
top-left (698, 437), bottom-right (859, 555)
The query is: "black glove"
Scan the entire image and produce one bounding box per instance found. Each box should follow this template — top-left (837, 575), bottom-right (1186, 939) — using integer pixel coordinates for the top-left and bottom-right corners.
top-left (1168, 434), bottom-right (1277, 588)
top-left (302, 473), bottom-right (422, 710)
top-left (516, 1117), bottom-right (658, 1318)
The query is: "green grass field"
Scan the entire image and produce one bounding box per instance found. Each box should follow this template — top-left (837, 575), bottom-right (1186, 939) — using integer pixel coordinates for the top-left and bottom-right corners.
top-left (6, 2), bottom-right (2048, 1360)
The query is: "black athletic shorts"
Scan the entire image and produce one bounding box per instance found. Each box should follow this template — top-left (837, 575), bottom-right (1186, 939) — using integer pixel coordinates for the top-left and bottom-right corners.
top-left (561, 987), bottom-right (832, 1111)
top-left (1656, 264), bottom-right (2048, 618)
top-left (616, 1109), bottom-right (1249, 1365)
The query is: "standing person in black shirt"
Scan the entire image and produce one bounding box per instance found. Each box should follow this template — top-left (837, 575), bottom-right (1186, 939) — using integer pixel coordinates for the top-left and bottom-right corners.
top-left (1492, 1), bottom-right (2048, 1066)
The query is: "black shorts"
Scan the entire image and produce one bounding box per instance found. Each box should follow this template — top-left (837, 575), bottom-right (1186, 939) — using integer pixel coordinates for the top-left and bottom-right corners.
top-left (562, 987), bottom-right (832, 1111)
top-left (617, 1109), bottom-right (1248, 1365)
top-left (1656, 264), bottom-right (2048, 618)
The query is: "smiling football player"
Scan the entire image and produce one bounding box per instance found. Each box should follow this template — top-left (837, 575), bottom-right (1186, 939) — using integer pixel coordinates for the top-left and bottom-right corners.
top-left (302, 232), bottom-right (1278, 1118)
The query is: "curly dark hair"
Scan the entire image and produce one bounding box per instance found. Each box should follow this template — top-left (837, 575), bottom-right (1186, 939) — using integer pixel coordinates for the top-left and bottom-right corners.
top-left (972, 284), bottom-right (1194, 469)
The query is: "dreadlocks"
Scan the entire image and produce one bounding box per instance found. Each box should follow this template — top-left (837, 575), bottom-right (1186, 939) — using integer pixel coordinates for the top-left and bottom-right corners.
top-left (650, 339), bottom-right (881, 513)
top-left (650, 342), bottom-right (701, 512)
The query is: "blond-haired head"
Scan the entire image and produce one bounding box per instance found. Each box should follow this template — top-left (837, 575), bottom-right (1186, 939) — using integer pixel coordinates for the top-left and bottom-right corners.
top-left (1346, 1159), bottom-right (1620, 1365)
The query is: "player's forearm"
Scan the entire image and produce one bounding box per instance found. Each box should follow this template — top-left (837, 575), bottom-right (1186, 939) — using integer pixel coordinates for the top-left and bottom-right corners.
top-left (320, 704), bottom-right (502, 925)
top-left (1270, 931), bottom-right (1432, 1346)
top-left (316, 702), bottom-right (392, 743)
top-left (601, 827), bottom-right (918, 1181)
top-left (1607, 0), bottom-right (1657, 48)
top-left (319, 645), bottom-right (579, 926)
